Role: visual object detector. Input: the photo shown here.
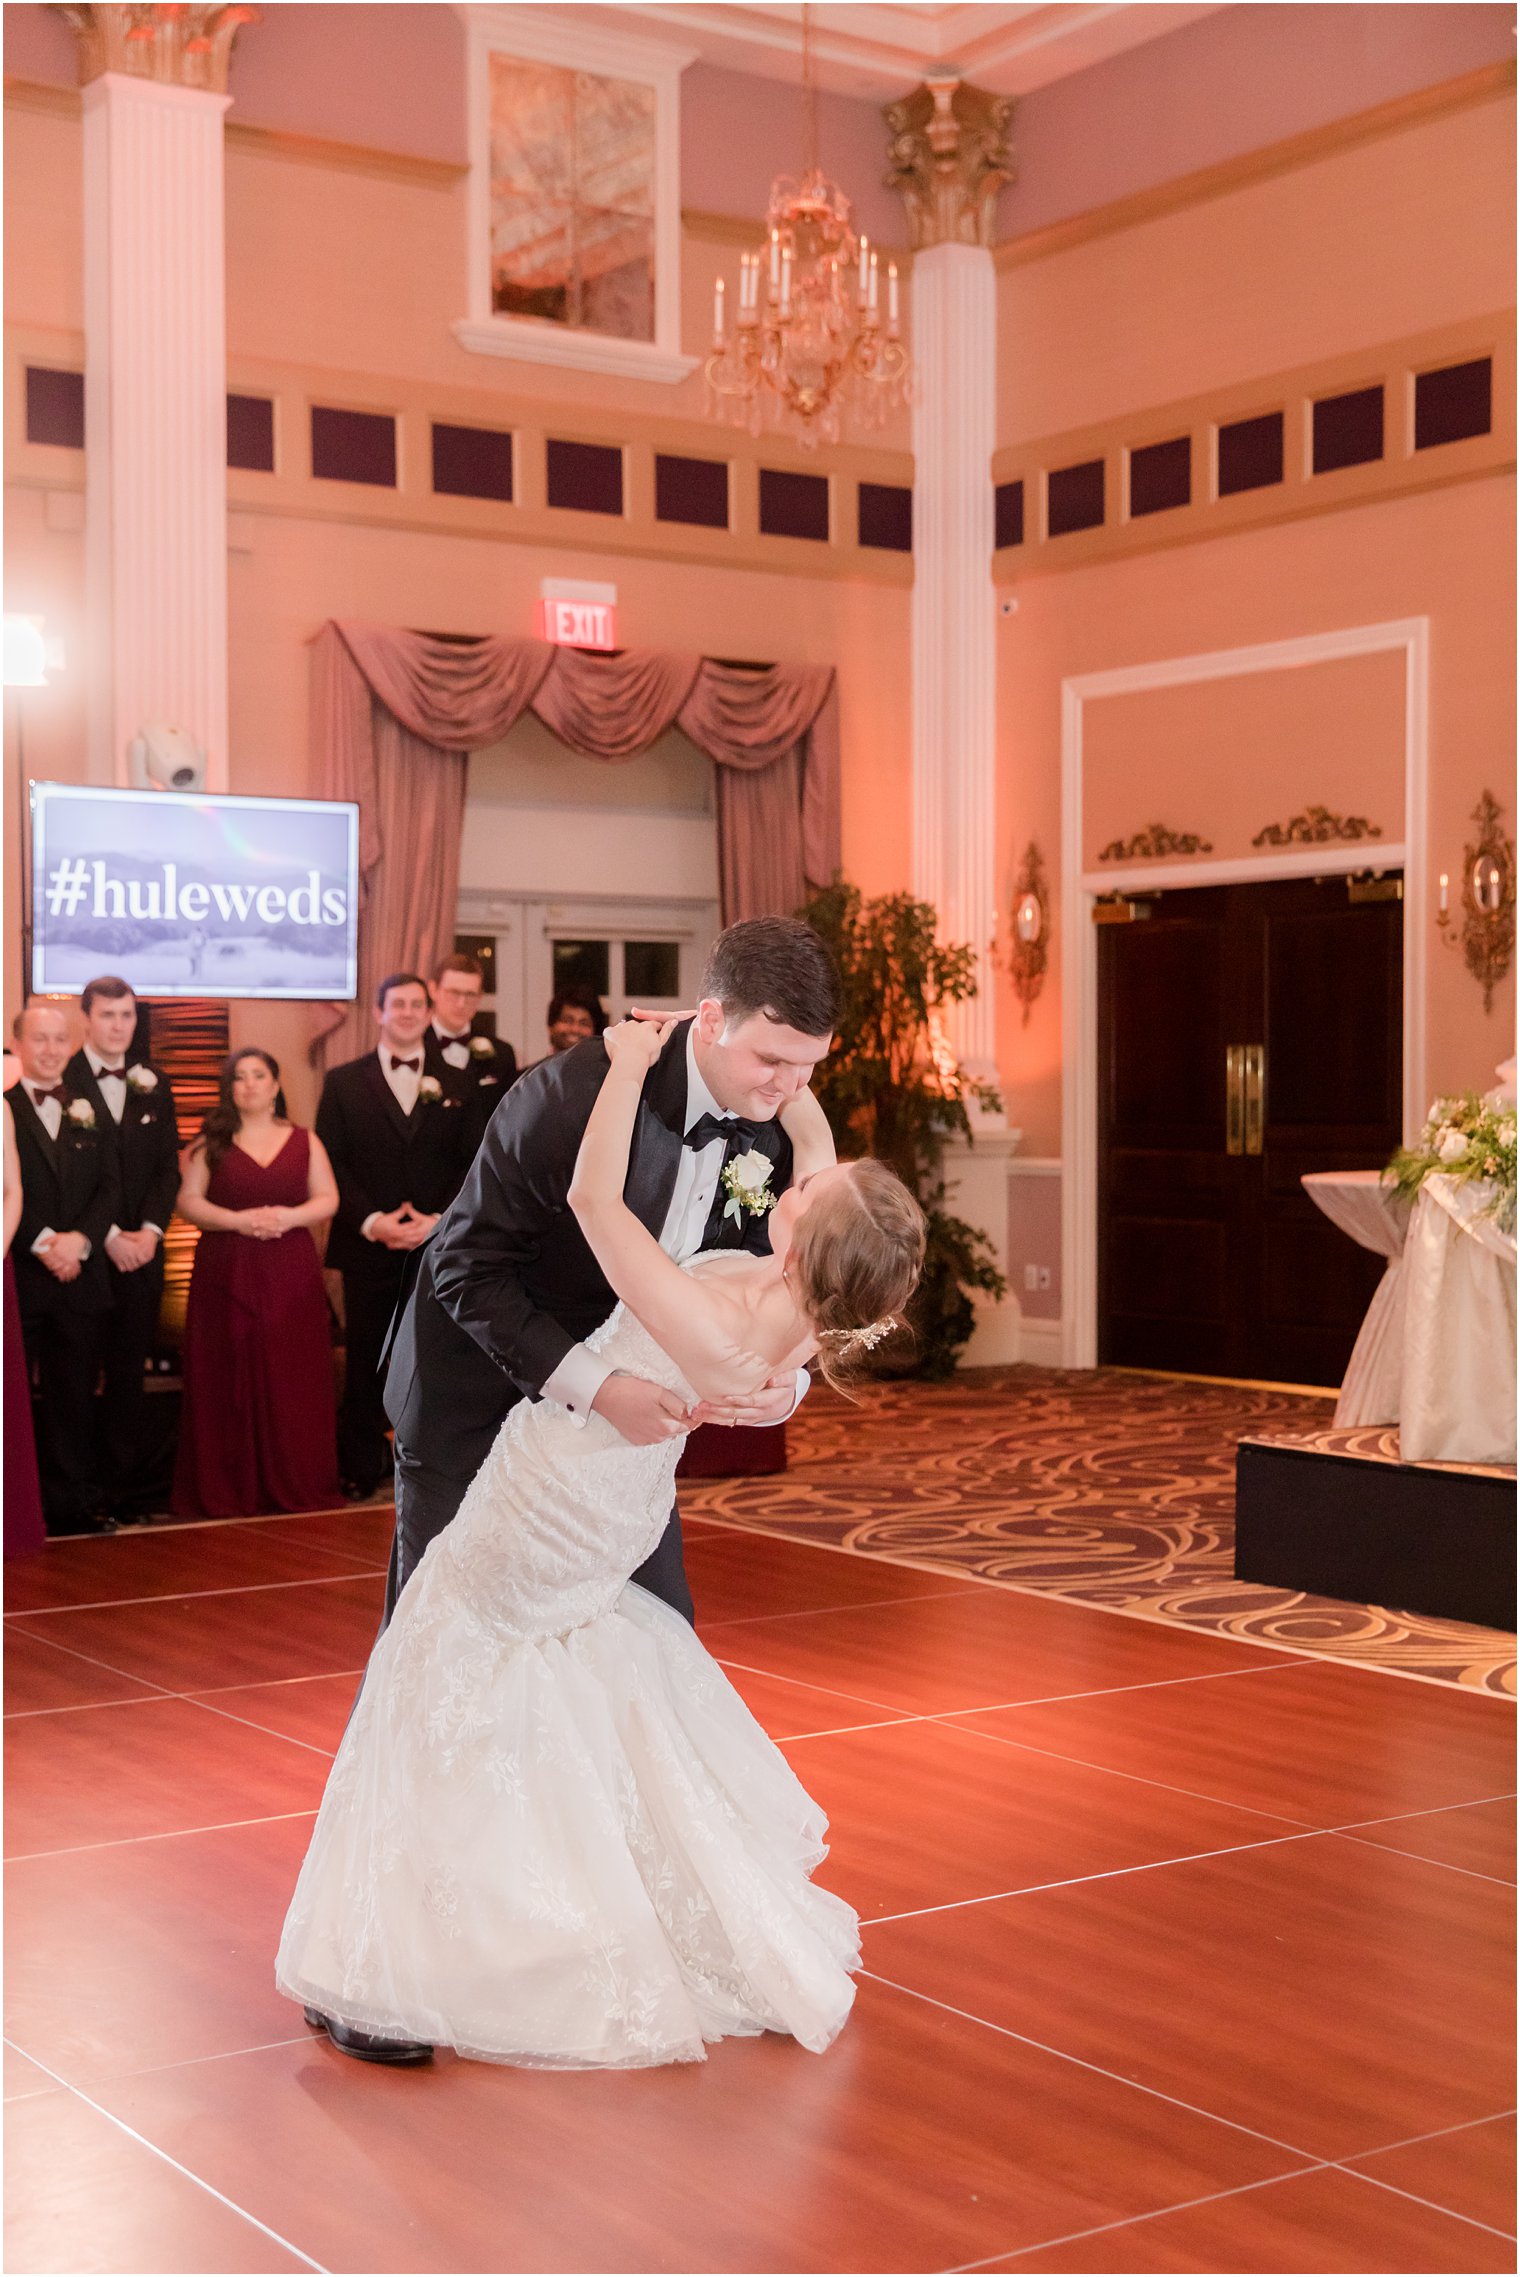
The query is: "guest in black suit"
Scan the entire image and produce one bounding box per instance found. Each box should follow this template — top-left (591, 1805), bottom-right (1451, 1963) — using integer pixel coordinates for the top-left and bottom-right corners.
top-left (65, 975), bottom-right (181, 1519)
top-left (316, 972), bottom-right (470, 1499)
top-left (383, 916), bottom-right (842, 1629)
top-left (9, 1002), bottom-right (122, 1536)
top-left (423, 953), bottom-right (517, 1157)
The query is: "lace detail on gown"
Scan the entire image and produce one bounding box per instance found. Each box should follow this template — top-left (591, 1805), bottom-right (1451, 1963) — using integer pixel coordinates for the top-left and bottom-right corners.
top-left (275, 1256), bottom-right (859, 2068)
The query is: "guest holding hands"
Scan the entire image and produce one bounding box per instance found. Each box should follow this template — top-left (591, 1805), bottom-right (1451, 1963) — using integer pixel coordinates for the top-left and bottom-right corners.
top-left (172, 1048), bottom-right (341, 1518)
top-left (65, 975), bottom-right (181, 1521)
top-left (317, 973), bottom-right (470, 1499)
top-left (9, 1002), bottom-right (121, 1535)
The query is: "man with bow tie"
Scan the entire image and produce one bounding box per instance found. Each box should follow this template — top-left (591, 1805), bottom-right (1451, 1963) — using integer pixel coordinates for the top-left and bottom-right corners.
top-left (10, 1002), bottom-right (123, 1535)
top-left (316, 972), bottom-right (472, 1499)
top-left (65, 975), bottom-right (181, 1521)
top-left (423, 952), bottom-right (518, 1159)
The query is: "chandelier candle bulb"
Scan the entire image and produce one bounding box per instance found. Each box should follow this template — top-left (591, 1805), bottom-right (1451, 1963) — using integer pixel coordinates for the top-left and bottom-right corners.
top-left (713, 276), bottom-right (725, 342)
top-left (888, 262), bottom-right (899, 327)
top-left (868, 251), bottom-right (879, 310)
top-left (770, 229), bottom-right (781, 293)
top-left (1440, 872), bottom-right (1450, 914)
top-left (859, 235), bottom-right (869, 296)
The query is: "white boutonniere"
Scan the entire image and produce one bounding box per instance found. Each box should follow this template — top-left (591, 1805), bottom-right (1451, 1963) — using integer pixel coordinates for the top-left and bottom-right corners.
top-left (721, 1147), bottom-right (775, 1225)
top-left (66, 1098), bottom-right (96, 1129)
top-left (469, 1035), bottom-right (495, 1059)
top-left (417, 1075), bottom-right (444, 1104)
top-left (125, 1065), bottom-right (158, 1094)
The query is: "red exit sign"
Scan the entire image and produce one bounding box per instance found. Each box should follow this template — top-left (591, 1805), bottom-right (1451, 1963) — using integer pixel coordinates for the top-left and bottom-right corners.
top-left (538, 581), bottom-right (617, 650)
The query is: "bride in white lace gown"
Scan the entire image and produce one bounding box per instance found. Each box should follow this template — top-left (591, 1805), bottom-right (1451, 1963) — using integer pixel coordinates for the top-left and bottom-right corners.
top-left (276, 1018), bottom-right (924, 2069)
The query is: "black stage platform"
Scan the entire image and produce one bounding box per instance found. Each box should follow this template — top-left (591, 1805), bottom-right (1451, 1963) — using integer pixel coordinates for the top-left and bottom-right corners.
top-left (1236, 1427), bottom-right (1517, 1632)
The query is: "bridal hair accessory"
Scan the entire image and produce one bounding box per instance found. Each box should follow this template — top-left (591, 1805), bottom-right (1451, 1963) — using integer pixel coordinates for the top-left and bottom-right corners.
top-left (824, 1317), bottom-right (896, 1354)
top-left (722, 1148), bottom-right (776, 1224)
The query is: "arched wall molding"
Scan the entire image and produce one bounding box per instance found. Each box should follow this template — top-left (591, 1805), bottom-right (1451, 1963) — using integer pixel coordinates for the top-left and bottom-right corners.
top-left (1058, 615), bottom-right (1430, 1370)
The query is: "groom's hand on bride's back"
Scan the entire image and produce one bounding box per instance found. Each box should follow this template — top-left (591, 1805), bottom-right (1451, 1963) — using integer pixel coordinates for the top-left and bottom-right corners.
top-left (591, 1373), bottom-right (695, 1445)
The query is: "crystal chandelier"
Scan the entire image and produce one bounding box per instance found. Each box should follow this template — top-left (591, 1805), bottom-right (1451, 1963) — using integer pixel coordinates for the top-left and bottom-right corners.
top-left (703, 8), bottom-right (912, 450)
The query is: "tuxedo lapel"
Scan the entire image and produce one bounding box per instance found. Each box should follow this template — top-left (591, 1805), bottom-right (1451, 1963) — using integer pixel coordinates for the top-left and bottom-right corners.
top-left (623, 1022), bottom-right (689, 1237)
top-left (365, 1051), bottom-right (416, 1146)
top-left (65, 1052), bottom-right (110, 1136)
top-left (11, 1089), bottom-right (61, 1204)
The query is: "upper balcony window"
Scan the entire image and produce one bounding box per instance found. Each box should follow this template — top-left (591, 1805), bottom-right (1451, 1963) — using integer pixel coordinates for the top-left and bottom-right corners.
top-left (455, 8), bottom-right (695, 385)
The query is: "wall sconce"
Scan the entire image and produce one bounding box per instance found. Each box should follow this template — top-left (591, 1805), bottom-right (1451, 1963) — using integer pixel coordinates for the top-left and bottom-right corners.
top-left (1437, 790), bottom-right (1515, 1014)
top-left (1007, 841), bottom-right (1049, 1024)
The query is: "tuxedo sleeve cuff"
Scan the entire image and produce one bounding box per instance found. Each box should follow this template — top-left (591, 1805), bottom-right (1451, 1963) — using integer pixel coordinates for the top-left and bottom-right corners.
top-left (360, 1212), bottom-right (381, 1241)
top-left (542, 1345), bottom-right (614, 1428)
top-left (142, 1222), bottom-right (164, 1241)
top-left (782, 1365), bottom-right (810, 1421)
top-left (107, 1224), bottom-right (122, 1243)
top-left (30, 1227), bottom-right (56, 1255)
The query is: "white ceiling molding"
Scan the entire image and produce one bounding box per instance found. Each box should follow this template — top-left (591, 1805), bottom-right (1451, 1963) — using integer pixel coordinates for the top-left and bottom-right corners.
top-left (490, 3), bottom-right (1229, 100)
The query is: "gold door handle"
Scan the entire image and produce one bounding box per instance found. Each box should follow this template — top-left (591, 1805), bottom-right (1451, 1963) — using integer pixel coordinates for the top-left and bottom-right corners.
top-left (1243, 1043), bottom-right (1265, 1156)
top-left (1225, 1045), bottom-right (1245, 1154)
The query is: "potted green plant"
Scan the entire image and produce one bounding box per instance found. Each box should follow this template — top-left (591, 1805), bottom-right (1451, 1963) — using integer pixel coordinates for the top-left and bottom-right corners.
top-left (799, 880), bottom-right (1007, 1379)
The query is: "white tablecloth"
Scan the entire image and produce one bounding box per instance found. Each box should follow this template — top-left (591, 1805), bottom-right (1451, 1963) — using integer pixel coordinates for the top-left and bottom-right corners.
top-left (1400, 1176), bottom-right (1517, 1466)
top-left (1301, 1171), bottom-right (1410, 1426)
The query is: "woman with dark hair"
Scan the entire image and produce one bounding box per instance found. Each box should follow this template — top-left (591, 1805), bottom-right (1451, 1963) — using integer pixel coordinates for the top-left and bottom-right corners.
top-left (172, 1048), bottom-right (341, 1518)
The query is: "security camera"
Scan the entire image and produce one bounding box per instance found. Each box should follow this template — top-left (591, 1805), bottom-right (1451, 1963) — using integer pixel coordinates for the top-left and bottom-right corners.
top-left (997, 594), bottom-right (1019, 617)
top-left (127, 724), bottom-right (207, 792)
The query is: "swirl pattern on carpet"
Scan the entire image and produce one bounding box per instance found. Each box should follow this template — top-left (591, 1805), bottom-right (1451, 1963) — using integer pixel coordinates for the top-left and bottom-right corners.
top-left (683, 1367), bottom-right (1517, 1697)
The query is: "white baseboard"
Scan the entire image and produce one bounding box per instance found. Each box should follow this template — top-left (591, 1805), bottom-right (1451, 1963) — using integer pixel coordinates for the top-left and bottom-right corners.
top-left (957, 1301), bottom-right (1064, 1370)
top-left (1014, 1316), bottom-right (1065, 1367)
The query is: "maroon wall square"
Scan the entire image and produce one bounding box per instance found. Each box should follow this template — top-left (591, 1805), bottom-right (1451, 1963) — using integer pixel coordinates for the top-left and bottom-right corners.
top-left (546, 438), bottom-right (624, 515)
top-left (311, 405), bottom-right (397, 486)
top-left (1312, 385), bottom-right (1383, 474)
top-left (1414, 358), bottom-right (1492, 451)
top-left (1128, 435), bottom-right (1191, 517)
top-left (25, 367), bottom-right (84, 449)
top-left (994, 479), bottom-right (1024, 548)
top-left (432, 422), bottom-right (514, 502)
top-left (1046, 458), bottom-right (1105, 537)
top-left (857, 482), bottom-right (912, 552)
top-left (654, 452), bottom-right (729, 528)
top-left (759, 467), bottom-right (830, 541)
top-left (1217, 411), bottom-right (1284, 495)
top-left (226, 394), bottom-right (275, 472)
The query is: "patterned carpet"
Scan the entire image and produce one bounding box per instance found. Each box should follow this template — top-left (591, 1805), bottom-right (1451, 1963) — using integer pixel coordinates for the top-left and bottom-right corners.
top-left (682, 1366), bottom-right (1518, 1698)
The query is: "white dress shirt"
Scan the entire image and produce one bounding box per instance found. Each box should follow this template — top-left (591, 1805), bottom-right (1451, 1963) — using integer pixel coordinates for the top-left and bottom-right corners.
top-left (84, 1048), bottom-right (163, 1246)
top-left (432, 1019), bottom-right (472, 1072)
top-left (361, 1046), bottom-right (425, 1241)
top-left (543, 1028), bottom-right (808, 1428)
top-left (22, 1077), bottom-right (88, 1260)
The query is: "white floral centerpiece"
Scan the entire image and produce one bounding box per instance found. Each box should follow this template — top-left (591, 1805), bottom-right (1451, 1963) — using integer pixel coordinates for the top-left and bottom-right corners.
top-left (1390, 1093), bottom-right (1517, 1237)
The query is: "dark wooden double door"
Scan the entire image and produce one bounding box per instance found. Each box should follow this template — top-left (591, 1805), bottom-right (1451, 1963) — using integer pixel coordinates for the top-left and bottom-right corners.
top-left (1098, 875), bottom-right (1403, 1386)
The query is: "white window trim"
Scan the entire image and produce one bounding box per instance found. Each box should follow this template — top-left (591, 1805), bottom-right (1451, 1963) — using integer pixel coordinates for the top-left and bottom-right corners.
top-left (456, 5), bottom-right (698, 385)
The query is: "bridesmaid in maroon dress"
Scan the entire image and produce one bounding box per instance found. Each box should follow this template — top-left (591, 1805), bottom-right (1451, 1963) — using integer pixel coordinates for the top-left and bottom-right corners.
top-left (173, 1048), bottom-right (342, 1519)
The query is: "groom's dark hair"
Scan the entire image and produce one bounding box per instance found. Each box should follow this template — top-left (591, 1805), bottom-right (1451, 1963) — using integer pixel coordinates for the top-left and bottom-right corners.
top-left (699, 917), bottom-right (841, 1038)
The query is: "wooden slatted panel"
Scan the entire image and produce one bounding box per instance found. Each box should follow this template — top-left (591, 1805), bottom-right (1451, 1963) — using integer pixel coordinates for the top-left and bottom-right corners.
top-left (137, 998), bottom-right (228, 1347)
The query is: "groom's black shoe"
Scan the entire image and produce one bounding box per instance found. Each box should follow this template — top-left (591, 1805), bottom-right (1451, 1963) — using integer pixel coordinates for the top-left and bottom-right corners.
top-left (303, 2006), bottom-right (433, 2064)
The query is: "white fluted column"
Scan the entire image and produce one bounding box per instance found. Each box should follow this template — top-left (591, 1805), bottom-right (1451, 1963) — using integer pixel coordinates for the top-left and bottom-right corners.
top-left (888, 74), bottom-right (1013, 1109)
top-left (911, 241), bottom-right (998, 1091)
top-left (78, 30), bottom-right (239, 788)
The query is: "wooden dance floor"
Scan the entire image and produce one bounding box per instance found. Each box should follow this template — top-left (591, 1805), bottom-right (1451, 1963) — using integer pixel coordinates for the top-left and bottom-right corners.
top-left (4, 1492), bottom-right (1515, 2273)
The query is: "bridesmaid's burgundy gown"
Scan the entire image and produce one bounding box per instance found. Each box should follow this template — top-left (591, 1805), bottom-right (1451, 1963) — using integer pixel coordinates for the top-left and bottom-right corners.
top-left (173, 1129), bottom-right (341, 1518)
top-left (3, 1255), bottom-right (46, 1557)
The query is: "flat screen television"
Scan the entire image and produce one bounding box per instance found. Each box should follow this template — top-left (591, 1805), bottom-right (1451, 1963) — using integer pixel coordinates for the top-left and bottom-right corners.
top-left (29, 783), bottom-right (360, 1001)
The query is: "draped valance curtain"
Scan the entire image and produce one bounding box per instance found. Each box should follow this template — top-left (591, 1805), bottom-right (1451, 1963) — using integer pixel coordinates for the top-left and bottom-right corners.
top-left (309, 620), bottom-right (840, 1067)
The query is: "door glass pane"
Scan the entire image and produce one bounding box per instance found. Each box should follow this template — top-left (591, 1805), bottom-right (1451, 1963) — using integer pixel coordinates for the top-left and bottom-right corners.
top-left (552, 938), bottom-right (610, 995)
top-left (454, 933), bottom-right (497, 996)
top-left (623, 940), bottom-right (680, 998)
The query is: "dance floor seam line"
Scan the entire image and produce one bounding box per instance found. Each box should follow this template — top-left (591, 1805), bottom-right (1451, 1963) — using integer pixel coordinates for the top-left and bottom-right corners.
top-left (859, 1971), bottom-right (1325, 2163)
top-left (6, 1569), bottom-right (387, 1618)
top-left (857, 1826), bottom-right (1323, 1926)
top-left (5, 1667), bottom-right (371, 1723)
top-left (6, 1808), bottom-right (318, 1865)
top-left (1331, 1825), bottom-right (1519, 1889)
top-left (4, 2040), bottom-right (330, 2274)
top-left (1326, 2159), bottom-right (1519, 2243)
top-left (944, 2163), bottom-right (1333, 2271)
top-left (699, 1580), bottom-right (993, 1627)
top-left (925, 1719), bottom-right (1326, 1829)
top-left (179, 1694), bottom-right (340, 1760)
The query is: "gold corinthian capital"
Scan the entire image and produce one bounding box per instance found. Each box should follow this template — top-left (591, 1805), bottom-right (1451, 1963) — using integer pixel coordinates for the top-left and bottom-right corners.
top-left (59, 3), bottom-right (257, 93)
top-left (884, 74), bottom-right (1015, 250)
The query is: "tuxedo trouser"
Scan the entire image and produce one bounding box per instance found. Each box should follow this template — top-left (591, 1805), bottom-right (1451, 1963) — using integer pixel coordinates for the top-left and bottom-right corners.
top-left (17, 1304), bottom-right (107, 1530)
top-left (338, 1267), bottom-right (404, 1494)
top-left (99, 1254), bottom-right (165, 1508)
top-left (384, 1438), bottom-right (695, 1633)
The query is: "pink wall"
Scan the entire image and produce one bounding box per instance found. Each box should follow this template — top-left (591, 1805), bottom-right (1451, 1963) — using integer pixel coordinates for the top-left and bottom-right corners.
top-left (1003, 3), bottom-right (1516, 239)
top-left (681, 63), bottom-right (905, 247)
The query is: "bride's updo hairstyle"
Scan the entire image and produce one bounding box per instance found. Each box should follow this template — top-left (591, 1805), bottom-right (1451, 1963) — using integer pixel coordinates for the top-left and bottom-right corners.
top-left (788, 1159), bottom-right (926, 1395)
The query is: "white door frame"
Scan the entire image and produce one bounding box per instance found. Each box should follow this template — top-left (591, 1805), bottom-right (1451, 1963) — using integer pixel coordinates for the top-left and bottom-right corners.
top-left (1059, 616), bottom-right (1429, 1369)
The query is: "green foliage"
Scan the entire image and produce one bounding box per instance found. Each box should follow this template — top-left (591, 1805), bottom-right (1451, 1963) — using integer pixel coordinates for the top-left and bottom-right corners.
top-left (1390, 1092), bottom-right (1517, 1236)
top-left (799, 879), bottom-right (1008, 1379)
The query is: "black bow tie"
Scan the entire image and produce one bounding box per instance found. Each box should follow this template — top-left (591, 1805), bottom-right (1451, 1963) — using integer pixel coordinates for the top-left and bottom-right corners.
top-left (390, 1056), bottom-right (421, 1074)
top-left (32, 1085), bottom-right (67, 1105)
top-left (685, 1111), bottom-right (759, 1153)
top-left (96, 1067), bottom-right (126, 1083)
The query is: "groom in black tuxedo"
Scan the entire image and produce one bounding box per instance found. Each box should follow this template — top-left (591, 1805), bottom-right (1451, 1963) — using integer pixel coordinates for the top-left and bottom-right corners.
top-left (383, 916), bottom-right (842, 1630)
